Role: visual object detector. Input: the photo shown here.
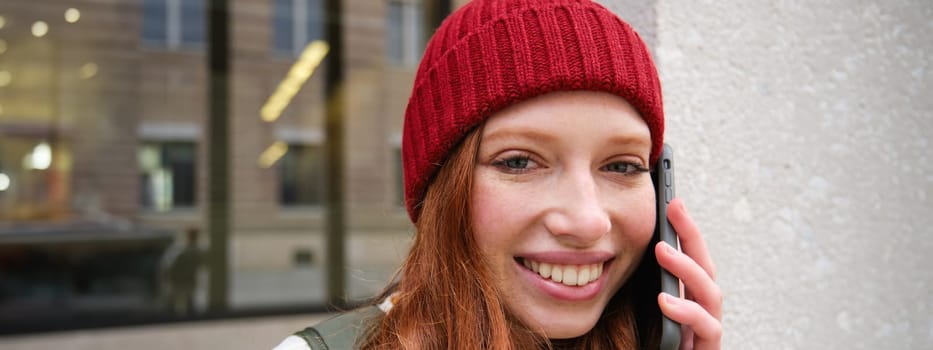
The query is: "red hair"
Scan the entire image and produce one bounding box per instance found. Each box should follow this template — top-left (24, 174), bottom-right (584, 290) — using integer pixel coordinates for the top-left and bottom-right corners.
top-left (362, 125), bottom-right (662, 349)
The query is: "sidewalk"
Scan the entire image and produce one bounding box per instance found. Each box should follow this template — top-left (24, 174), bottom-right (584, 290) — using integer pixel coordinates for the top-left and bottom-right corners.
top-left (0, 313), bottom-right (332, 350)
top-left (229, 264), bottom-right (398, 308)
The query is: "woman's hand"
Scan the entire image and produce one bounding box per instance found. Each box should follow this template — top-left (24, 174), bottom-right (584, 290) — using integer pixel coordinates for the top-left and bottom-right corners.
top-left (655, 198), bottom-right (722, 350)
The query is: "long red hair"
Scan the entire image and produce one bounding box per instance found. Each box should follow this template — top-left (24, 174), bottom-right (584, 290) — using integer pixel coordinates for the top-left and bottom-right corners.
top-left (361, 125), bottom-right (662, 349)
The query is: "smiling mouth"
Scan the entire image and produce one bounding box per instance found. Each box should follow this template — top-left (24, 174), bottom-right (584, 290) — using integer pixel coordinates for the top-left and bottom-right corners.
top-left (518, 258), bottom-right (605, 287)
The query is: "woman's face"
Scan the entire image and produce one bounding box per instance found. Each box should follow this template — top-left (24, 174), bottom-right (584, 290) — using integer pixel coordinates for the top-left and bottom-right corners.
top-left (471, 91), bottom-right (656, 339)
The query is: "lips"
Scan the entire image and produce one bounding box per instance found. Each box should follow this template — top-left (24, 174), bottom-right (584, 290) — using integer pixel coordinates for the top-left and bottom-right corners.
top-left (520, 258), bottom-right (604, 286)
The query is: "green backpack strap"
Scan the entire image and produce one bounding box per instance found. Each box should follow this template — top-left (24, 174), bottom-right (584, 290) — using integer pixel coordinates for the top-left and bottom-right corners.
top-left (294, 306), bottom-right (382, 350)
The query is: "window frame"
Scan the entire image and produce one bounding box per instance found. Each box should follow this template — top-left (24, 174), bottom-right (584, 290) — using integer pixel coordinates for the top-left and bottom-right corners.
top-left (137, 121), bottom-right (201, 213)
top-left (386, 0), bottom-right (426, 67)
top-left (141, 0), bottom-right (206, 50)
top-left (272, 0), bottom-right (325, 56)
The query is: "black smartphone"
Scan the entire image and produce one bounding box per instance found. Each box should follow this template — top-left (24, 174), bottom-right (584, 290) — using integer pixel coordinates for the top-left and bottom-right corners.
top-left (653, 143), bottom-right (681, 350)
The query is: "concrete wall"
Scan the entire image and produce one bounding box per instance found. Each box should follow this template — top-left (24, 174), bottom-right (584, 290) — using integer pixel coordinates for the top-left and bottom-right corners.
top-left (654, 0), bottom-right (933, 348)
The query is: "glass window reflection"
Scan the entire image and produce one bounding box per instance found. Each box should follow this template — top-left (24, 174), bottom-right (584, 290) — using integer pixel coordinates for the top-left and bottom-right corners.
top-left (0, 0), bottom-right (449, 335)
top-left (279, 144), bottom-right (325, 206)
top-left (138, 142), bottom-right (198, 212)
top-left (273, 0), bottom-right (324, 56)
top-left (141, 0), bottom-right (205, 49)
top-left (180, 0), bottom-right (206, 47)
top-left (387, 0), bottom-right (425, 66)
top-left (141, 0), bottom-right (168, 44)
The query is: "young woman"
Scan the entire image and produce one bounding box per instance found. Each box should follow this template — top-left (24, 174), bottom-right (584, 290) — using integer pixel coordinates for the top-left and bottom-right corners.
top-left (276, 0), bottom-right (721, 349)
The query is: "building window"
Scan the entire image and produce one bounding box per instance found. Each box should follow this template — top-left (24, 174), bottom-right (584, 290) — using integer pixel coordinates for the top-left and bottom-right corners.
top-left (141, 0), bottom-right (205, 49)
top-left (279, 144), bottom-right (325, 206)
top-left (138, 142), bottom-right (197, 211)
top-left (141, 0), bottom-right (168, 43)
top-left (272, 0), bottom-right (324, 56)
top-left (386, 0), bottom-right (425, 66)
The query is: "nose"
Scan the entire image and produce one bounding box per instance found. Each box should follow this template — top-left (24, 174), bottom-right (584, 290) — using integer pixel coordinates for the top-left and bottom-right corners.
top-left (543, 169), bottom-right (612, 247)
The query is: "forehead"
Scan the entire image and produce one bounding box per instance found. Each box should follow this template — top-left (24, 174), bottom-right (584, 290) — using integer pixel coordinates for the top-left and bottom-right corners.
top-left (481, 91), bottom-right (651, 146)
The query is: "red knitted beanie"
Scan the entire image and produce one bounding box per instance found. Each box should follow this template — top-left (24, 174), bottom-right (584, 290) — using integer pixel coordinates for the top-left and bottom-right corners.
top-left (402, 0), bottom-right (664, 222)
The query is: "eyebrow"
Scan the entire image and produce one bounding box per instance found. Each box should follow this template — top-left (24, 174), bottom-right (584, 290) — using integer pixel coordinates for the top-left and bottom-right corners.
top-left (605, 134), bottom-right (652, 148)
top-left (482, 127), bottom-right (651, 148)
top-left (482, 128), bottom-right (558, 144)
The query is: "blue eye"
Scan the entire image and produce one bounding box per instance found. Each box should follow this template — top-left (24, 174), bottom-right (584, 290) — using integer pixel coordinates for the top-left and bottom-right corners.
top-left (503, 157), bottom-right (530, 169)
top-left (603, 162), bottom-right (648, 174)
top-left (491, 155), bottom-right (536, 173)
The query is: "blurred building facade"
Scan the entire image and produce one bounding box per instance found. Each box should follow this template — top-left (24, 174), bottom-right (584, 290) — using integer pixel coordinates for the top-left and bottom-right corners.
top-left (0, 0), bottom-right (661, 333)
top-left (0, 0), bottom-right (465, 325)
top-left (0, 0), bottom-right (432, 262)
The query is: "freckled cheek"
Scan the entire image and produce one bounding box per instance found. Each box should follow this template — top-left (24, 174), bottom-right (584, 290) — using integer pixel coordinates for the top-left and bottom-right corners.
top-left (470, 174), bottom-right (543, 248)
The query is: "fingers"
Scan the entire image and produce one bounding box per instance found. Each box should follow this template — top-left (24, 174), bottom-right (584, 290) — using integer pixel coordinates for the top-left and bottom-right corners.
top-left (656, 241), bottom-right (722, 320)
top-left (667, 198), bottom-right (716, 280)
top-left (660, 197), bottom-right (722, 349)
top-left (659, 293), bottom-right (722, 350)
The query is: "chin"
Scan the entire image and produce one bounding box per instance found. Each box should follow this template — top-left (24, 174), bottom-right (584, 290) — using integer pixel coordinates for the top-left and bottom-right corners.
top-left (524, 307), bottom-right (604, 340)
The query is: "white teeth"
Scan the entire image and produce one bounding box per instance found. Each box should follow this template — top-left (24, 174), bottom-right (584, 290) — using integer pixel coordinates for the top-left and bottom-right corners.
top-left (539, 263), bottom-right (552, 278)
top-left (577, 266), bottom-right (590, 286)
top-left (551, 266), bottom-right (563, 283)
top-left (562, 268), bottom-right (578, 286)
top-left (522, 259), bottom-right (602, 286)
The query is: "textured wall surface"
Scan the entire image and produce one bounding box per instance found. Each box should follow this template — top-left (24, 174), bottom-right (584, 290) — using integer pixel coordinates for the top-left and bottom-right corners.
top-left (654, 0), bottom-right (933, 348)
top-left (598, 0), bottom-right (658, 50)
